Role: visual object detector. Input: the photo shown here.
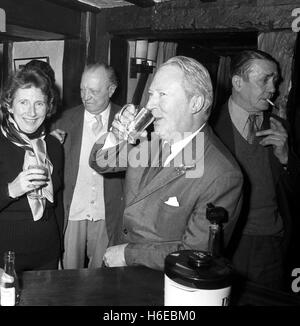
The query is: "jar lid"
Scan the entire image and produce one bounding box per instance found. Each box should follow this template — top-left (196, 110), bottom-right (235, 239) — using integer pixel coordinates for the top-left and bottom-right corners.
top-left (165, 250), bottom-right (233, 290)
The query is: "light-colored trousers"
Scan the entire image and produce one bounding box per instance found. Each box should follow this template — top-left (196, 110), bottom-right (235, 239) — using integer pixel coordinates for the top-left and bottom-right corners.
top-left (63, 219), bottom-right (108, 269)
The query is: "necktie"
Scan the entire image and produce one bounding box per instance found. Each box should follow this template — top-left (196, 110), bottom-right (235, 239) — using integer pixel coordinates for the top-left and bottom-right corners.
top-left (160, 141), bottom-right (172, 167)
top-left (246, 114), bottom-right (259, 144)
top-left (92, 114), bottom-right (103, 136)
top-left (139, 141), bottom-right (171, 189)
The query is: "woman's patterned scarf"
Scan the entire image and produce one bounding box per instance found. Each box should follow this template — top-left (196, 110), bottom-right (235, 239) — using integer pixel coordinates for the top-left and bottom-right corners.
top-left (1, 113), bottom-right (53, 221)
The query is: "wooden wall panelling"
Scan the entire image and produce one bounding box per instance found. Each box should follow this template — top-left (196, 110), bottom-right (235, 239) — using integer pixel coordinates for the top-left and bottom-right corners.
top-left (62, 38), bottom-right (86, 110)
top-left (0, 0), bottom-right (81, 37)
top-left (258, 31), bottom-right (297, 119)
top-left (287, 33), bottom-right (300, 147)
top-left (110, 36), bottom-right (128, 106)
top-left (86, 12), bottom-right (98, 64)
top-left (1, 41), bottom-right (12, 86)
top-left (61, 12), bottom-right (88, 110)
top-left (94, 11), bottom-right (110, 64)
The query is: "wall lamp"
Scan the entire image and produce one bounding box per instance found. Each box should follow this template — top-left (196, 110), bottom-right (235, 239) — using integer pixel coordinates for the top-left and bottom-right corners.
top-left (130, 40), bottom-right (158, 78)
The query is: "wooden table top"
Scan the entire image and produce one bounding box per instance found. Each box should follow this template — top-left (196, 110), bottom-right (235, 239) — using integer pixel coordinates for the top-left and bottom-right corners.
top-left (19, 266), bottom-right (164, 306)
top-left (18, 266), bottom-right (300, 306)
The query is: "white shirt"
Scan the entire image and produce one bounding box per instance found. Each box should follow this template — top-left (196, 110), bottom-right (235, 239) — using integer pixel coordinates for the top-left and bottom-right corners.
top-left (228, 96), bottom-right (263, 140)
top-left (164, 124), bottom-right (206, 167)
top-left (68, 105), bottom-right (110, 221)
top-left (102, 122), bottom-right (205, 168)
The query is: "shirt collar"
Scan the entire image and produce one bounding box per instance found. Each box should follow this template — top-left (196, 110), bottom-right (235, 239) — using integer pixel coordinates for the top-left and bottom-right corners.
top-left (163, 123), bottom-right (206, 167)
top-left (170, 123), bottom-right (206, 154)
top-left (229, 97), bottom-right (263, 134)
top-left (84, 103), bottom-right (111, 127)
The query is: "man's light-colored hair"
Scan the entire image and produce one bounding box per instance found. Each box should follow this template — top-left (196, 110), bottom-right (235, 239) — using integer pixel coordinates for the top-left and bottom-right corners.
top-left (84, 62), bottom-right (118, 88)
top-left (160, 56), bottom-right (213, 114)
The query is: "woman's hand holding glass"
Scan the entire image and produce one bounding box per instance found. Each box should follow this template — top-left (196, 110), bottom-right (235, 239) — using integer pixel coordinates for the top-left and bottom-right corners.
top-left (8, 165), bottom-right (49, 199)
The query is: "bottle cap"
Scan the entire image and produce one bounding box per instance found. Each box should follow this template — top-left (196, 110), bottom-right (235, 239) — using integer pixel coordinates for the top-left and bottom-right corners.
top-left (165, 250), bottom-right (233, 290)
top-left (206, 203), bottom-right (228, 224)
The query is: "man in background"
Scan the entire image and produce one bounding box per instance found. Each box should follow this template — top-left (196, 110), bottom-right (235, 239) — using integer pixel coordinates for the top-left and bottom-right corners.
top-left (212, 50), bottom-right (300, 290)
top-left (52, 62), bottom-right (124, 269)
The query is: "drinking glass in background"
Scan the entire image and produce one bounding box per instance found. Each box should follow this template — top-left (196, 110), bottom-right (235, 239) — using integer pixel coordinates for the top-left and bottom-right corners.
top-left (26, 164), bottom-right (48, 199)
top-left (118, 104), bottom-right (155, 144)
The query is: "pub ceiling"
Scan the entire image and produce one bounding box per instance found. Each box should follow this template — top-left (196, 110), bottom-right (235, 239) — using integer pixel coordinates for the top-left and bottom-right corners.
top-left (76, 0), bottom-right (173, 9)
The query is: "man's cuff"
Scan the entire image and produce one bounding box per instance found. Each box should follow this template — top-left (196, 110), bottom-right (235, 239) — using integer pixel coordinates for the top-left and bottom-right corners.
top-left (124, 243), bottom-right (138, 266)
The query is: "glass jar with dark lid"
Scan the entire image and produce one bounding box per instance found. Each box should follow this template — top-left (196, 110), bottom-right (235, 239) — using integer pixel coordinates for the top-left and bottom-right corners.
top-left (165, 250), bottom-right (233, 290)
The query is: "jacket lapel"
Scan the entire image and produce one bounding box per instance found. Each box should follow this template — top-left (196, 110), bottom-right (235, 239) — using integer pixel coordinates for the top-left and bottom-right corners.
top-left (127, 166), bottom-right (185, 207)
top-left (68, 106), bottom-right (84, 184)
top-left (108, 103), bottom-right (121, 131)
top-left (213, 101), bottom-right (236, 155)
top-left (127, 131), bottom-right (204, 206)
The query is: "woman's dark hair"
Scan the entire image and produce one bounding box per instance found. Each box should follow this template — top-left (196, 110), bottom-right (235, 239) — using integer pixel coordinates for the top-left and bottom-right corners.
top-left (24, 60), bottom-right (61, 116)
top-left (0, 67), bottom-right (55, 118)
top-left (24, 59), bottom-right (55, 84)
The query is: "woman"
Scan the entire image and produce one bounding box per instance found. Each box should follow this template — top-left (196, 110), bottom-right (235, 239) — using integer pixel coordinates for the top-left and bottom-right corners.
top-left (24, 59), bottom-right (62, 118)
top-left (0, 67), bottom-right (64, 272)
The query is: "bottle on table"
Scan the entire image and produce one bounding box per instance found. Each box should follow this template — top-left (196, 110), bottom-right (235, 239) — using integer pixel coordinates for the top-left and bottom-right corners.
top-left (0, 251), bottom-right (20, 306)
top-left (206, 203), bottom-right (228, 257)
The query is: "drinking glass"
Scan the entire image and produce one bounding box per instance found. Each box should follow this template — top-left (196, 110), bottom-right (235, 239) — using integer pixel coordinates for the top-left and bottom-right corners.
top-left (27, 164), bottom-right (48, 199)
top-left (118, 104), bottom-right (155, 143)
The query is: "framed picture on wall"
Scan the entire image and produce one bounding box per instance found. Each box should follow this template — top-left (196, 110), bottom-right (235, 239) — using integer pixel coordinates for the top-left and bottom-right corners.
top-left (13, 56), bottom-right (50, 72)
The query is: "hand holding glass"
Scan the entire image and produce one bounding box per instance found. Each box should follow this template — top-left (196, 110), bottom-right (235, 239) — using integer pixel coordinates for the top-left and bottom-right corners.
top-left (118, 104), bottom-right (155, 144)
top-left (26, 165), bottom-right (48, 199)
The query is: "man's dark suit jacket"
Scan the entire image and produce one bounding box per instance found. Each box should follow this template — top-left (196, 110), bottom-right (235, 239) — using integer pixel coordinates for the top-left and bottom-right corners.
top-left (212, 101), bottom-right (300, 253)
top-left (52, 103), bottom-right (125, 246)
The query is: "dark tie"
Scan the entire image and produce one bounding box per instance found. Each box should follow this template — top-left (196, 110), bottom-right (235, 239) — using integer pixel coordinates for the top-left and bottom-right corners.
top-left (160, 141), bottom-right (172, 167)
top-left (92, 114), bottom-right (103, 135)
top-left (139, 141), bottom-right (171, 189)
top-left (246, 114), bottom-right (259, 144)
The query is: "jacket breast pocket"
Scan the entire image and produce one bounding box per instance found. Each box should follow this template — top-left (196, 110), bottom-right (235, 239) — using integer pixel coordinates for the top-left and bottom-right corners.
top-left (154, 200), bottom-right (190, 240)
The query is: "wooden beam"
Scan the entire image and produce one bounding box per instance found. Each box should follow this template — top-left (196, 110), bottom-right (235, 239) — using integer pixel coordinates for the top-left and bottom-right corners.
top-left (2, 42), bottom-right (13, 85)
top-left (126, 0), bottom-right (156, 8)
top-left (94, 11), bottom-right (110, 64)
top-left (94, 0), bottom-right (299, 81)
top-left (6, 25), bottom-right (65, 41)
top-left (101, 0), bottom-right (298, 34)
top-left (127, 0), bottom-right (216, 6)
top-left (103, 6), bottom-right (152, 33)
top-left (0, 0), bottom-right (82, 37)
top-left (45, 0), bottom-right (100, 12)
top-left (151, 1), bottom-right (298, 32)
